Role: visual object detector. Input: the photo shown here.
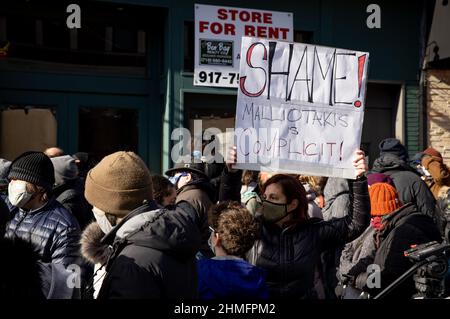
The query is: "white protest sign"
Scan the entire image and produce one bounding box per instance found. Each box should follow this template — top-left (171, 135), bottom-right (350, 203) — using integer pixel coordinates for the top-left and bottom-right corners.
top-left (194, 4), bottom-right (293, 88)
top-left (234, 37), bottom-right (370, 179)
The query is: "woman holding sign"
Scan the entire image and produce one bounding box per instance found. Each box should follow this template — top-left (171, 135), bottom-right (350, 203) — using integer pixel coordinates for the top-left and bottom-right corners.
top-left (223, 147), bottom-right (370, 299)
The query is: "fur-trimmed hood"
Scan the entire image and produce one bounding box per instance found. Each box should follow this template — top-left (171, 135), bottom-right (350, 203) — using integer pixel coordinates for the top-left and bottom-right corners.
top-left (80, 222), bottom-right (110, 265)
top-left (80, 201), bottom-right (202, 265)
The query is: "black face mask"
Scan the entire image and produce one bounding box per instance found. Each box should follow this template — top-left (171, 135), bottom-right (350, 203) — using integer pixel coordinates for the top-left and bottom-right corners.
top-left (261, 199), bottom-right (292, 223)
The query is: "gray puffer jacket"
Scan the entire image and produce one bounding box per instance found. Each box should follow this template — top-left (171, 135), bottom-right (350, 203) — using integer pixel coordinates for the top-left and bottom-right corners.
top-left (337, 226), bottom-right (377, 288)
top-left (322, 178), bottom-right (350, 221)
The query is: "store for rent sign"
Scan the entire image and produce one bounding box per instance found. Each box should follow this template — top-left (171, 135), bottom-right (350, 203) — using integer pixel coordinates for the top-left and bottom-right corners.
top-left (194, 4), bottom-right (293, 88)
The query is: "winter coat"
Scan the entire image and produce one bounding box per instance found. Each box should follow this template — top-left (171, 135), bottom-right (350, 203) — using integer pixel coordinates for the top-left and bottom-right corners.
top-left (372, 153), bottom-right (436, 220)
top-left (437, 190), bottom-right (450, 242)
top-left (81, 200), bottom-right (201, 299)
top-left (365, 203), bottom-right (442, 299)
top-left (337, 226), bottom-right (377, 289)
top-left (4, 198), bottom-right (82, 267)
top-left (241, 182), bottom-right (262, 216)
top-left (0, 237), bottom-right (43, 298)
top-left (0, 194), bottom-right (9, 238)
top-left (176, 178), bottom-right (215, 258)
top-left (205, 162), bottom-right (225, 203)
top-left (197, 256), bottom-right (269, 299)
top-left (218, 167), bottom-right (243, 202)
top-left (247, 177), bottom-right (370, 299)
top-left (303, 183), bottom-right (323, 219)
top-left (321, 177), bottom-right (351, 299)
top-left (322, 177), bottom-right (350, 221)
top-left (79, 222), bottom-right (109, 298)
top-left (421, 156), bottom-right (450, 199)
top-left (53, 177), bottom-right (93, 230)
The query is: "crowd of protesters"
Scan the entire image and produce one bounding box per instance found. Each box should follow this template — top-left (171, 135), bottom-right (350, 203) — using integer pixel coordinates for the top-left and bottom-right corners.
top-left (0, 137), bottom-right (449, 299)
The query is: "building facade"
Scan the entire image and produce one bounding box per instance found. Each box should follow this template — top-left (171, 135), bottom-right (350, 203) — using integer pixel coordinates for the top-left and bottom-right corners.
top-left (0, 0), bottom-right (435, 172)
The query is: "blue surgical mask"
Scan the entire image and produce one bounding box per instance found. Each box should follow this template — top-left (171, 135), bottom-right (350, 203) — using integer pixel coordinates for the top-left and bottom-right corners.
top-left (192, 150), bottom-right (202, 161)
top-left (169, 172), bottom-right (189, 187)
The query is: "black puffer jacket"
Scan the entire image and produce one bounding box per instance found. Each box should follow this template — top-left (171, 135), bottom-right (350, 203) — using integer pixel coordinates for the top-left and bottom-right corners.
top-left (4, 198), bottom-right (81, 267)
top-left (372, 153), bottom-right (436, 220)
top-left (247, 178), bottom-right (370, 299)
top-left (0, 194), bottom-right (9, 238)
top-left (366, 203), bottom-right (442, 299)
top-left (95, 200), bottom-right (201, 299)
top-left (53, 178), bottom-right (93, 230)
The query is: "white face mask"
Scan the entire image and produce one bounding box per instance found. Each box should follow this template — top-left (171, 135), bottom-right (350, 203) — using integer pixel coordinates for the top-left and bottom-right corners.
top-left (8, 180), bottom-right (34, 208)
top-left (92, 207), bottom-right (113, 234)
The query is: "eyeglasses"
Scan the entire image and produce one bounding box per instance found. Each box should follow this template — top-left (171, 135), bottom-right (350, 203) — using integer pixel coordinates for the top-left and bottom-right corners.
top-left (209, 226), bottom-right (215, 233)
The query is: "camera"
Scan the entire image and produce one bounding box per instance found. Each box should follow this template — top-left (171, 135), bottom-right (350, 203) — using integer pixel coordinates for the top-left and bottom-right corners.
top-left (374, 241), bottom-right (450, 299)
top-left (404, 241), bottom-right (450, 298)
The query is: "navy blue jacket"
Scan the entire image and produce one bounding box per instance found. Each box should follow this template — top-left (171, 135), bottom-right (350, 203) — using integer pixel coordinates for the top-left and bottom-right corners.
top-left (197, 257), bottom-right (269, 299)
top-left (3, 197), bottom-right (81, 267)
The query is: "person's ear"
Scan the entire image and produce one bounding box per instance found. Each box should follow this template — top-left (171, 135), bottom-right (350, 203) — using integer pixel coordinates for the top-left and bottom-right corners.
top-left (212, 232), bottom-right (220, 247)
top-left (287, 199), bottom-right (299, 212)
top-left (186, 173), bottom-right (193, 183)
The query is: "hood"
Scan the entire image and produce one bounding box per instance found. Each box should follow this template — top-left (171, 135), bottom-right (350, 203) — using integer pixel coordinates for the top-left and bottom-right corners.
top-left (378, 202), bottom-right (441, 249)
top-left (372, 153), bottom-right (414, 174)
top-left (50, 155), bottom-right (79, 187)
top-left (380, 202), bottom-right (416, 229)
top-left (81, 201), bottom-right (201, 264)
top-left (116, 203), bottom-right (201, 259)
top-left (0, 158), bottom-right (12, 185)
top-left (197, 257), bottom-right (268, 299)
top-left (323, 178), bottom-right (349, 206)
top-left (178, 178), bottom-right (215, 202)
top-left (80, 222), bottom-right (111, 265)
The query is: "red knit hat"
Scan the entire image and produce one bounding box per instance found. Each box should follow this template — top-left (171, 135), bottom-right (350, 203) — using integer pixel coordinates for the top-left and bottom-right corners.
top-left (369, 183), bottom-right (402, 216)
top-left (423, 147), bottom-right (442, 159)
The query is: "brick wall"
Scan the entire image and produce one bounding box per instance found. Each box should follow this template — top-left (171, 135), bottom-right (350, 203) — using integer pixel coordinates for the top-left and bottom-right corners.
top-left (426, 69), bottom-right (450, 166)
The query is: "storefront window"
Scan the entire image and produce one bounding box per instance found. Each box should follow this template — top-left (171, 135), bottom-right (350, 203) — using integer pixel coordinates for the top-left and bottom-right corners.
top-left (0, 106), bottom-right (57, 160)
top-left (78, 107), bottom-right (139, 164)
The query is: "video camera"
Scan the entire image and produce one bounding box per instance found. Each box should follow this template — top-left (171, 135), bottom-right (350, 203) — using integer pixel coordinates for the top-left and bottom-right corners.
top-left (404, 241), bottom-right (450, 262)
top-left (374, 241), bottom-right (450, 299)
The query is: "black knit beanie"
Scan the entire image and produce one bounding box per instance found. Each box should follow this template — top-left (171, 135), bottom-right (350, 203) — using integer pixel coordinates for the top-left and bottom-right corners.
top-left (8, 151), bottom-right (55, 192)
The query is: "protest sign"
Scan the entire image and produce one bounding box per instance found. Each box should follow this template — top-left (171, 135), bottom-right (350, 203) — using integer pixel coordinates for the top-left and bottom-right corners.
top-left (233, 37), bottom-right (370, 179)
top-left (194, 4), bottom-right (293, 88)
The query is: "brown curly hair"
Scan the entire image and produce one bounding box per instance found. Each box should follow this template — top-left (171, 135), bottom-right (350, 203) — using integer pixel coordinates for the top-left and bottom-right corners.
top-left (208, 201), bottom-right (261, 258)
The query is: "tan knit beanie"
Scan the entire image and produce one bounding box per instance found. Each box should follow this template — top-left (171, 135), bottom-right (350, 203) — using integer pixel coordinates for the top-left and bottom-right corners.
top-left (84, 151), bottom-right (153, 217)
